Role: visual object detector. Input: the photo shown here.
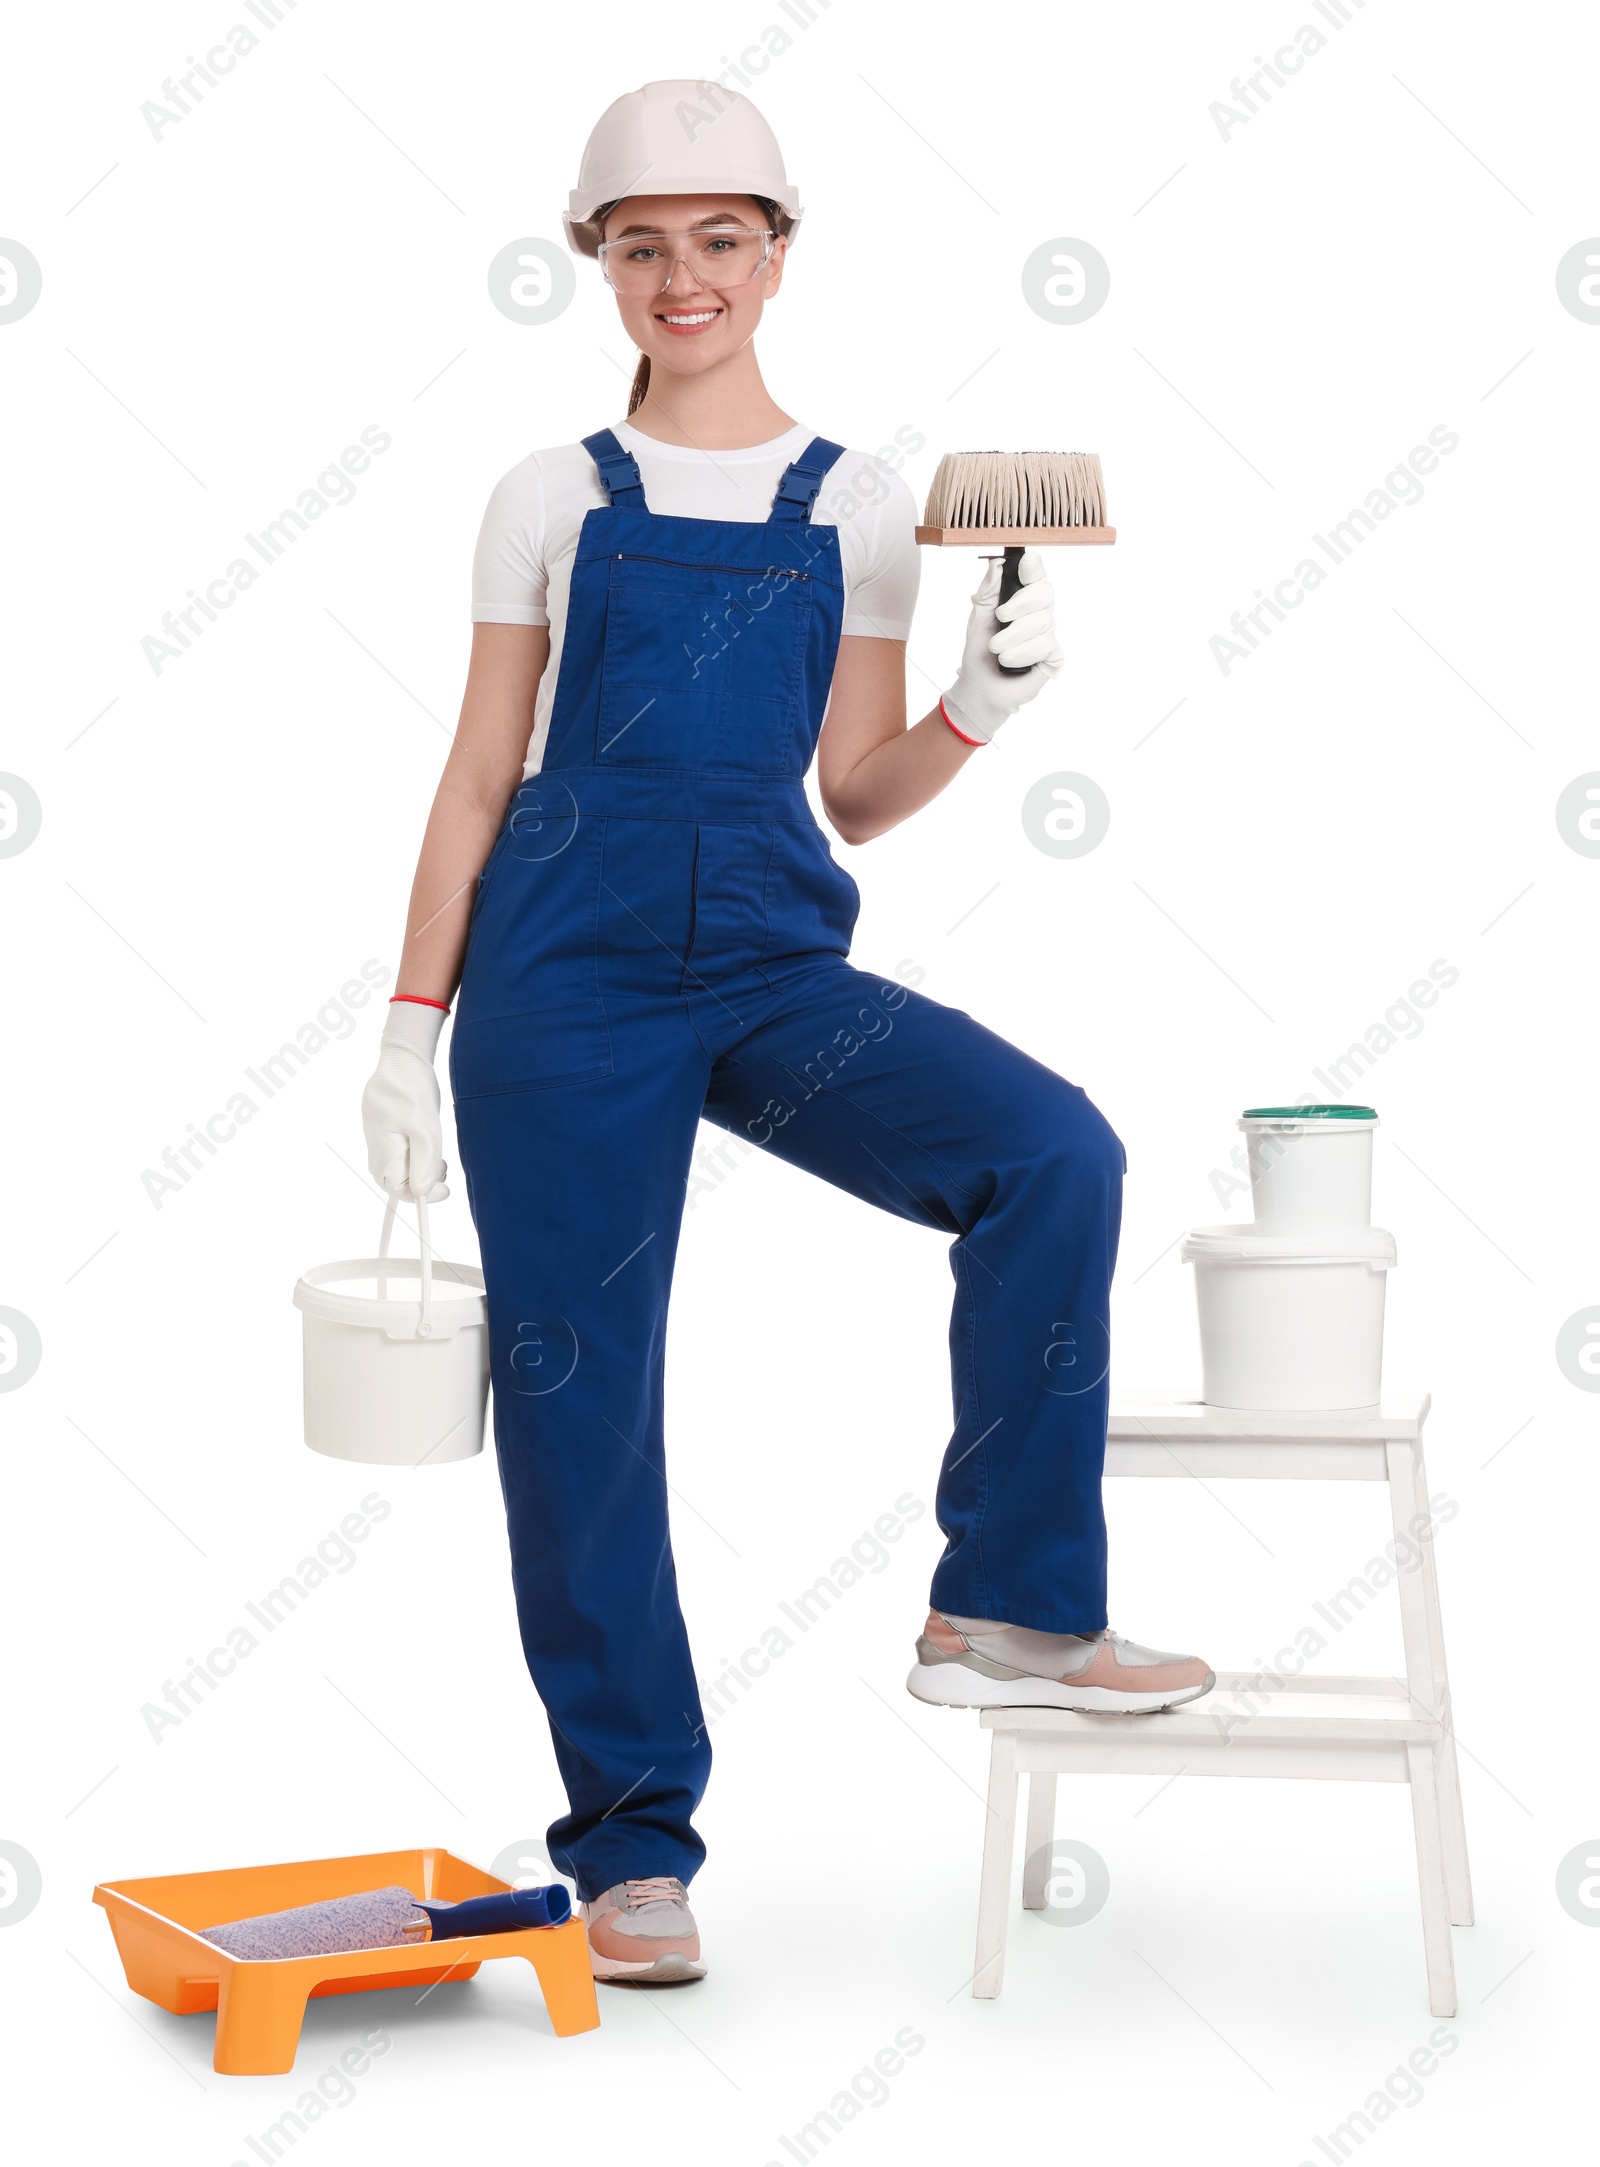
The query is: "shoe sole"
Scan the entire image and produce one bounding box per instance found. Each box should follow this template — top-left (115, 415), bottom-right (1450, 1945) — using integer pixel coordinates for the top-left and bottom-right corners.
top-left (906, 1660), bottom-right (1215, 1714)
top-left (590, 1949), bottom-right (706, 1987)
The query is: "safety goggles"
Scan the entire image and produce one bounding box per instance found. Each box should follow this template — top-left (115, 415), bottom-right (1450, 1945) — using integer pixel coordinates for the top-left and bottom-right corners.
top-left (596, 225), bottom-right (778, 296)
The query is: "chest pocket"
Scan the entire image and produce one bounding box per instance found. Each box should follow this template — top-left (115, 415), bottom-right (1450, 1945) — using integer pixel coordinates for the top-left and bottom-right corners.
top-left (597, 555), bottom-right (814, 776)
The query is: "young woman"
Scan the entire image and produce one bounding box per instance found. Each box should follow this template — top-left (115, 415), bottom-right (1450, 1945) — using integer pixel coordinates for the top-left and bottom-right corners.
top-left (362, 81), bottom-right (1213, 1987)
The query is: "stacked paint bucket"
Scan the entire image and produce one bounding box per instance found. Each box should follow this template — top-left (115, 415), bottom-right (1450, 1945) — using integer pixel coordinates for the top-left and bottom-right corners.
top-left (1182, 1107), bottom-right (1394, 1412)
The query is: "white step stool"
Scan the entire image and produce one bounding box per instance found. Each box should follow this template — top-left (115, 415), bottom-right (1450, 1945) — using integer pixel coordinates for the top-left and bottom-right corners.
top-left (971, 1391), bottom-right (1472, 2014)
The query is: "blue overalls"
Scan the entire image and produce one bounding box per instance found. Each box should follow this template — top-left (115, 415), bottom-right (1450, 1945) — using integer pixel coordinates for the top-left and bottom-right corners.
top-left (451, 428), bottom-right (1124, 1899)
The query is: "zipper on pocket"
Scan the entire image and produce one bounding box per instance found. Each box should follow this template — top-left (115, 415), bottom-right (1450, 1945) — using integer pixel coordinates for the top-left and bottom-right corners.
top-left (613, 553), bottom-right (812, 581)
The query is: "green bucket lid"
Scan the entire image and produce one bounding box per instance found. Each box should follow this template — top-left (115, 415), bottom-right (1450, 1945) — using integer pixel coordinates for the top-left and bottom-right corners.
top-left (1242, 1104), bottom-right (1377, 1120)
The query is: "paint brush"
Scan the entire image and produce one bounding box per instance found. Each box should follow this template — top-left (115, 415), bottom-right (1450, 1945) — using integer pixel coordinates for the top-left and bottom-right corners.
top-left (917, 450), bottom-right (1115, 668)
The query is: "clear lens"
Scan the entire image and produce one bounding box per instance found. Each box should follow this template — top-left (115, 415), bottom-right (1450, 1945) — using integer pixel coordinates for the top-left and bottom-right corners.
top-left (600, 228), bottom-right (773, 294)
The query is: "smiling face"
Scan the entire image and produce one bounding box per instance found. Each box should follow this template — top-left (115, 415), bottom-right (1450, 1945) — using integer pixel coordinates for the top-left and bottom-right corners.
top-left (600, 193), bottom-right (787, 386)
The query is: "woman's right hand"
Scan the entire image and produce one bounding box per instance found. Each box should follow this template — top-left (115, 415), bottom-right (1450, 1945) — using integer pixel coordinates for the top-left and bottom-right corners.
top-left (362, 1000), bottom-right (451, 1202)
top-left (367, 622), bottom-right (549, 1201)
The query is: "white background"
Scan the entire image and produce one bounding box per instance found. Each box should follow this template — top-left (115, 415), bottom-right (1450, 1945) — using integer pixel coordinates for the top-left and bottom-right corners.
top-left (3, 1), bottom-right (1596, 2160)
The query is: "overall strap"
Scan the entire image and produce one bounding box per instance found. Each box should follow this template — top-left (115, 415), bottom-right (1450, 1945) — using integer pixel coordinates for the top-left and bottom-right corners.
top-left (583, 427), bottom-right (648, 509)
top-left (768, 435), bottom-right (845, 524)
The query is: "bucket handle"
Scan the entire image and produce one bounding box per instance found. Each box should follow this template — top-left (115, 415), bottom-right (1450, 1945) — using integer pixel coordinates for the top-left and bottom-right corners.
top-left (377, 1192), bottom-right (436, 1338)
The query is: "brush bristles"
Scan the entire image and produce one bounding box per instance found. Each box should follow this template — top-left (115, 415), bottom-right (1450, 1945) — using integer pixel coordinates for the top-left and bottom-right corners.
top-left (922, 450), bottom-right (1107, 530)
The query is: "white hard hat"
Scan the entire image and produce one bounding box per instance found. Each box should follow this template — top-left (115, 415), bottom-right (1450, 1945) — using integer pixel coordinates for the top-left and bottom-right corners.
top-left (564, 79), bottom-right (802, 258)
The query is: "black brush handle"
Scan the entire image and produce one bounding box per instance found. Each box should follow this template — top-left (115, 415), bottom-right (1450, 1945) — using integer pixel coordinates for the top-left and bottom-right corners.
top-left (996, 544), bottom-right (1027, 672)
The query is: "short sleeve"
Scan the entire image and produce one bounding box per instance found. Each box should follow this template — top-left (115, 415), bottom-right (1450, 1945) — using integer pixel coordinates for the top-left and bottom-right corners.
top-left (836, 470), bottom-right (920, 641)
top-left (472, 457), bottom-right (549, 626)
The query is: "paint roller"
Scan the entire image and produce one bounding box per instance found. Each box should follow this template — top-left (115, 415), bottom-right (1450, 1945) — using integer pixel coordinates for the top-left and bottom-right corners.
top-left (198, 1883), bottom-right (571, 1961)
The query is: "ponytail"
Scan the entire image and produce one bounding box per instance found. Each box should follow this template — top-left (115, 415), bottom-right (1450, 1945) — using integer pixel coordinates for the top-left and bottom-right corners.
top-left (628, 353), bottom-right (650, 415)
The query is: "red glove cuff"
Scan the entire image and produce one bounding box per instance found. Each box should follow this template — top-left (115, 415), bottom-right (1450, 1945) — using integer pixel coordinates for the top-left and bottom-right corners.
top-left (939, 698), bottom-right (985, 749)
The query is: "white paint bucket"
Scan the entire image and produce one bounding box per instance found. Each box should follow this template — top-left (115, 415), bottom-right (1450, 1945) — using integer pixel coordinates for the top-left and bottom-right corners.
top-left (294, 1197), bottom-right (489, 1466)
top-left (1240, 1105), bottom-right (1378, 1232)
top-left (1182, 1224), bottom-right (1396, 1412)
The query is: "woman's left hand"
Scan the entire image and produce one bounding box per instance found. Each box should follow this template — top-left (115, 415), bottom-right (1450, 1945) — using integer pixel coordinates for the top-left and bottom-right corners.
top-left (939, 549), bottom-right (1063, 745)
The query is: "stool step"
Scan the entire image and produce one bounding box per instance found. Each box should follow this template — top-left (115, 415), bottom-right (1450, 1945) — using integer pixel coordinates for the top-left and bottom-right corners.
top-left (1107, 1391), bottom-right (1431, 1441)
top-left (982, 1684), bottom-right (1441, 1747)
top-left (970, 1388), bottom-right (1468, 2015)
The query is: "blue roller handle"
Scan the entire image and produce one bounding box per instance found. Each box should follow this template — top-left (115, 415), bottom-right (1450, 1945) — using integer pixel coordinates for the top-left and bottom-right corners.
top-left (417, 1885), bottom-right (571, 1937)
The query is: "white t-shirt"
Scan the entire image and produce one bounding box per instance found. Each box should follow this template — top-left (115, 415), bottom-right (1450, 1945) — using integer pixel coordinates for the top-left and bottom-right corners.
top-left (471, 420), bottom-right (921, 776)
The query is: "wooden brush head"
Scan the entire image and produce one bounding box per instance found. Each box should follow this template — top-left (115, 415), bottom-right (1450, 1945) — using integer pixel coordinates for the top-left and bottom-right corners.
top-left (916, 449), bottom-right (1115, 544)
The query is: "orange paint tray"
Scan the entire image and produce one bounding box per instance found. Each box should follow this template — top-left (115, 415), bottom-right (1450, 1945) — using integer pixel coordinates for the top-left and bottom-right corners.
top-left (93, 1845), bottom-right (599, 2074)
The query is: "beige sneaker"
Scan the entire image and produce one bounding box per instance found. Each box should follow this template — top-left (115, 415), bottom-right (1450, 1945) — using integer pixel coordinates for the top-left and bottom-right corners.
top-left (581, 1877), bottom-right (706, 1986)
top-left (908, 1611), bottom-right (1215, 1713)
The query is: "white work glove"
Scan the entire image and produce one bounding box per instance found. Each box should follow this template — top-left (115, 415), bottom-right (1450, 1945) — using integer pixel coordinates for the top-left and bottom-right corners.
top-left (361, 999), bottom-right (451, 1202)
top-left (939, 549), bottom-right (1064, 745)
